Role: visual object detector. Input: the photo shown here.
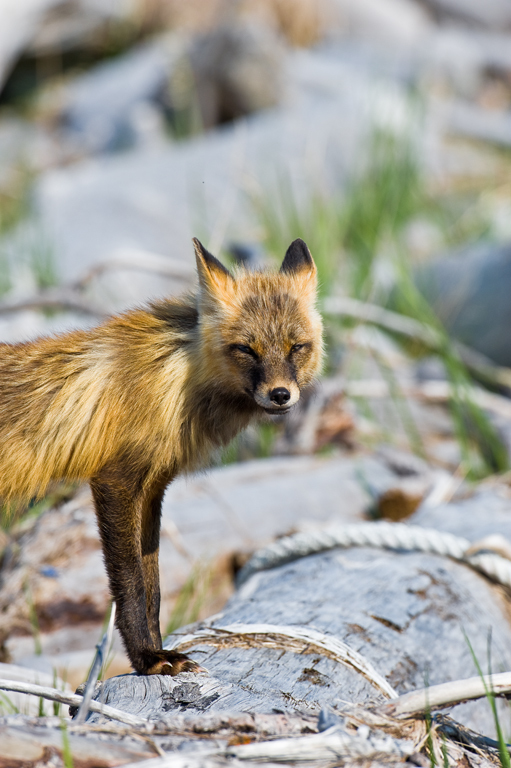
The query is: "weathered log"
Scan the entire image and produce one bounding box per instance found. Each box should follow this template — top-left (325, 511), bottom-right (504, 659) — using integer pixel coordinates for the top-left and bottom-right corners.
top-left (89, 525), bottom-right (511, 739)
top-left (0, 710), bottom-right (320, 768)
top-left (0, 717), bottom-right (156, 767)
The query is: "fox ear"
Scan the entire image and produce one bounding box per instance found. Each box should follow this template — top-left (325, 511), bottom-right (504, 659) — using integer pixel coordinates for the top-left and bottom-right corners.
top-left (280, 239), bottom-right (316, 276)
top-left (193, 238), bottom-right (233, 303)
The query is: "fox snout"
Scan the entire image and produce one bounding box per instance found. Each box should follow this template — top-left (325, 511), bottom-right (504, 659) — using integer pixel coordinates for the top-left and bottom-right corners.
top-left (254, 381), bottom-right (300, 413)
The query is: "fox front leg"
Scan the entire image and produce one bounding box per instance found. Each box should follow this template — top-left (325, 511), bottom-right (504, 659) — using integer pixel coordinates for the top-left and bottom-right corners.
top-left (90, 465), bottom-right (200, 675)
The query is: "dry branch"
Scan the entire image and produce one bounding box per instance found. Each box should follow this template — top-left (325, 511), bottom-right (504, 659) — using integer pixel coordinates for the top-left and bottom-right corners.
top-left (116, 727), bottom-right (414, 768)
top-left (66, 711), bottom-right (318, 738)
top-left (0, 288), bottom-right (107, 317)
top-left (73, 249), bottom-right (195, 290)
top-left (225, 726), bottom-right (414, 763)
top-left (324, 296), bottom-right (439, 348)
top-left (3, 668), bottom-right (510, 767)
top-left (0, 678), bottom-right (146, 727)
top-left (75, 601), bottom-right (116, 724)
top-left (0, 720), bottom-right (156, 766)
top-left (0, 248), bottom-right (195, 320)
top-left (380, 672), bottom-right (511, 719)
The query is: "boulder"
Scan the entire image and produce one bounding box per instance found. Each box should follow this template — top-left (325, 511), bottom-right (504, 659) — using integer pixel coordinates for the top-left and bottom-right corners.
top-left (185, 21), bottom-right (285, 129)
top-left (57, 37), bottom-right (184, 155)
top-left (420, 0), bottom-right (511, 30)
top-left (415, 241), bottom-right (511, 367)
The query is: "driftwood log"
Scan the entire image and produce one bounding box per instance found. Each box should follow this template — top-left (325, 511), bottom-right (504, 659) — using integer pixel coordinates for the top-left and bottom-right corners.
top-left (89, 525), bottom-right (511, 738)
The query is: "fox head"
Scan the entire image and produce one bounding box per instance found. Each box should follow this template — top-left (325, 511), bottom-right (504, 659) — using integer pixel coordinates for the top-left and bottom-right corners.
top-left (193, 237), bottom-right (323, 414)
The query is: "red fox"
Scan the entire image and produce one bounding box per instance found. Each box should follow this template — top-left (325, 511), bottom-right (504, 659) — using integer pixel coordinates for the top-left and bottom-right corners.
top-left (0, 238), bottom-right (323, 675)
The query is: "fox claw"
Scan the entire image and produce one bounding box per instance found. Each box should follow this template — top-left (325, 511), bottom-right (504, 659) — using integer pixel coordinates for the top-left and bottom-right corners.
top-left (143, 650), bottom-right (204, 676)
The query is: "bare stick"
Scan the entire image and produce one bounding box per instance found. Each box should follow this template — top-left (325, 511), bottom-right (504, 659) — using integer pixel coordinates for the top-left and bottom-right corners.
top-left (0, 248), bottom-right (195, 319)
top-left (0, 678), bottom-right (146, 727)
top-left (324, 296), bottom-right (439, 347)
top-left (75, 602), bottom-right (116, 724)
top-left (73, 248), bottom-right (195, 290)
top-left (0, 289), bottom-right (107, 318)
top-left (379, 671), bottom-right (511, 718)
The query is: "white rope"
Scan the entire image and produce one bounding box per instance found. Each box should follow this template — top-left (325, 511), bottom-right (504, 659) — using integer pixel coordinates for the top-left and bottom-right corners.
top-left (237, 521), bottom-right (511, 589)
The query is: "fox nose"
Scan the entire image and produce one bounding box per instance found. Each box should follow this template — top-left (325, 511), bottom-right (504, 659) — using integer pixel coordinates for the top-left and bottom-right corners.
top-left (270, 387), bottom-right (291, 406)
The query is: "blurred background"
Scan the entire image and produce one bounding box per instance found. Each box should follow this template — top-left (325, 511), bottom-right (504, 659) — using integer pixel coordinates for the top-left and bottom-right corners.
top-left (3, 0), bottom-right (511, 714)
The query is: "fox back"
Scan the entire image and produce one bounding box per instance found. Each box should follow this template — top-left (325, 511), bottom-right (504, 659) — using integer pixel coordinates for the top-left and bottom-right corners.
top-left (0, 238), bottom-right (323, 506)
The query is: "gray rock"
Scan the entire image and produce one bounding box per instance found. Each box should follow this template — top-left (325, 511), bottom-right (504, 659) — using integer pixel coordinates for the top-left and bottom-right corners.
top-left (0, 0), bottom-right (151, 93)
top-left (421, 0), bottom-right (511, 30)
top-left (186, 22), bottom-right (285, 129)
top-left (58, 37), bottom-right (183, 155)
top-left (415, 241), bottom-right (511, 366)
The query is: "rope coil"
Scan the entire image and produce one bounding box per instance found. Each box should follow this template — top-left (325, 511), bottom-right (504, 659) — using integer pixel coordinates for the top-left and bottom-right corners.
top-left (236, 521), bottom-right (511, 589)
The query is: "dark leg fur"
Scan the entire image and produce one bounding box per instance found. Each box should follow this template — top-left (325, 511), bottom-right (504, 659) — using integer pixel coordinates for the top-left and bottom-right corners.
top-left (141, 484), bottom-right (164, 649)
top-left (90, 465), bottom-right (200, 676)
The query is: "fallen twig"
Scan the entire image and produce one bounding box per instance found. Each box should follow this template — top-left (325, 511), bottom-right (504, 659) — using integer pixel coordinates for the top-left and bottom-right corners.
top-left (379, 672), bottom-right (511, 719)
top-left (72, 248), bottom-right (195, 290)
top-left (0, 678), bottom-right (146, 727)
top-left (226, 725), bottom-right (414, 762)
top-left (0, 288), bottom-right (107, 318)
top-left (0, 248), bottom-right (195, 320)
top-left (75, 602), bottom-right (116, 724)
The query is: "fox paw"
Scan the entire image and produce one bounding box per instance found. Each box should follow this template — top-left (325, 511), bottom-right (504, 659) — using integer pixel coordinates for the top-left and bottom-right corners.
top-left (142, 649), bottom-right (204, 676)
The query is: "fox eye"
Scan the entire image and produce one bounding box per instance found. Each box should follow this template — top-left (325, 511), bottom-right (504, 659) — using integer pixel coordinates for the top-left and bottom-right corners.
top-left (232, 344), bottom-right (257, 358)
